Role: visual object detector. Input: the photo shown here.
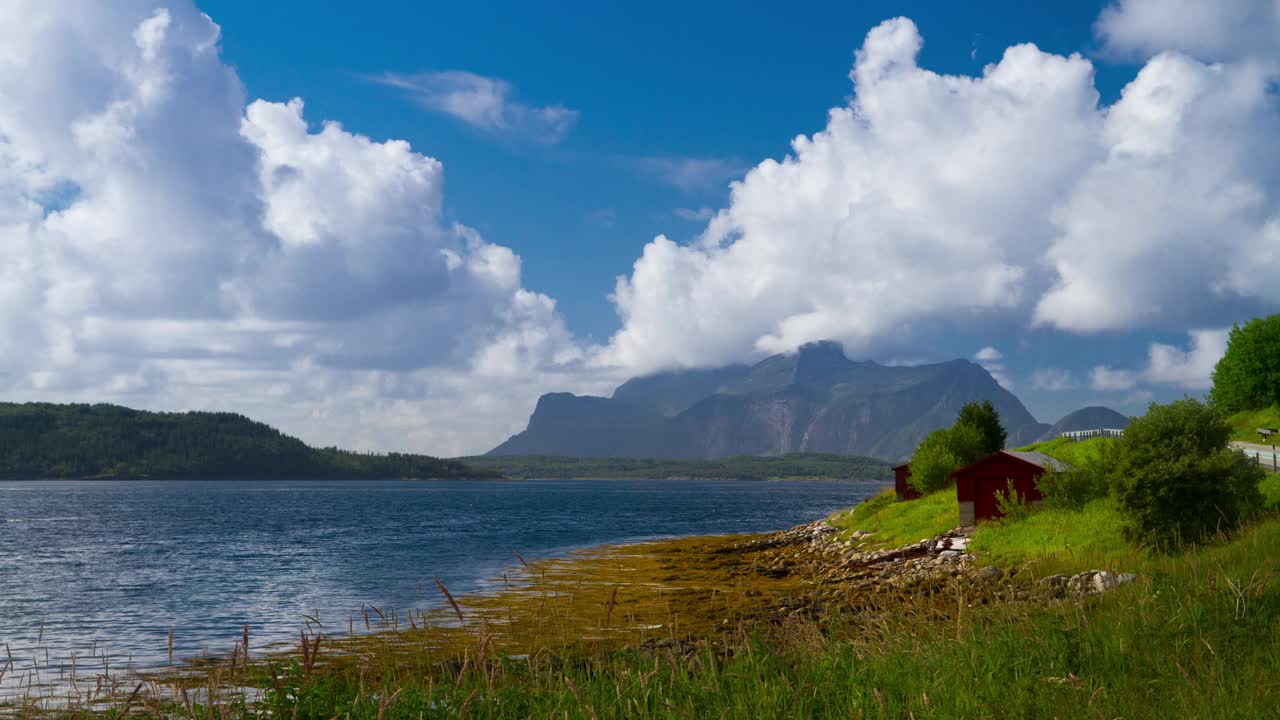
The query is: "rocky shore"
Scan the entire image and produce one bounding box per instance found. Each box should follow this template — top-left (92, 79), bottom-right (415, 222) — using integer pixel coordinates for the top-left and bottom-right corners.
top-left (714, 519), bottom-right (1138, 619)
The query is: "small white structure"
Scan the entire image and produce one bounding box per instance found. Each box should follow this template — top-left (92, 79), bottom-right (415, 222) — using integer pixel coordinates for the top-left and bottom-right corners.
top-left (1060, 428), bottom-right (1125, 441)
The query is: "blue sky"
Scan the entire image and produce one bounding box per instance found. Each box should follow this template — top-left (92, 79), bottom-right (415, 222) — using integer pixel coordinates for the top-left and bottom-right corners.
top-left (1, 1), bottom-right (1277, 453)
top-left (193, 0), bottom-right (1209, 418)
top-left (202, 0), bottom-right (1126, 339)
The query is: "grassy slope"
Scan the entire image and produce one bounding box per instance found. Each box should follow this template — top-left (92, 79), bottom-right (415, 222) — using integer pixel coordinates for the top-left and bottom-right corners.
top-left (1226, 404), bottom-right (1280, 443)
top-left (969, 500), bottom-right (1129, 567)
top-left (1014, 435), bottom-right (1114, 465)
top-left (835, 436), bottom-right (1280, 569)
top-left (828, 488), bottom-right (958, 547)
top-left (831, 437), bottom-right (1122, 561)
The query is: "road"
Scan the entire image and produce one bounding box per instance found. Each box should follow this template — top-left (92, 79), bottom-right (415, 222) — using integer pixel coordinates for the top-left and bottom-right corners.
top-left (1232, 441), bottom-right (1279, 471)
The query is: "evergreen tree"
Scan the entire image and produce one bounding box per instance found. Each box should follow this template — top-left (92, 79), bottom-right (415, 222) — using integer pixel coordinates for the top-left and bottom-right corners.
top-left (956, 400), bottom-right (1007, 455)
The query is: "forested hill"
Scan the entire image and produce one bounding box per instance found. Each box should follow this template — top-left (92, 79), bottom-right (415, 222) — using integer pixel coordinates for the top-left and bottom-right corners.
top-left (460, 453), bottom-right (892, 481)
top-left (0, 403), bottom-right (494, 480)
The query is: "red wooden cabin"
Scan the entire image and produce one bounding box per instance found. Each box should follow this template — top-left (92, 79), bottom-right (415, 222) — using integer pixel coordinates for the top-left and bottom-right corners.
top-left (950, 451), bottom-right (1067, 524)
top-left (893, 463), bottom-right (921, 501)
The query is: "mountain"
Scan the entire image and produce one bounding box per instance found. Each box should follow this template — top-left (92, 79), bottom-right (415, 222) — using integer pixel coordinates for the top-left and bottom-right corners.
top-left (489, 341), bottom-right (1050, 461)
top-left (0, 402), bottom-right (493, 480)
top-left (480, 393), bottom-right (692, 458)
top-left (1037, 406), bottom-right (1131, 442)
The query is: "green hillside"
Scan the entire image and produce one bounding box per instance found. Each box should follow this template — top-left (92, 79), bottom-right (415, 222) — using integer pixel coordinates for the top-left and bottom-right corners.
top-left (1225, 404), bottom-right (1280, 444)
top-left (459, 452), bottom-right (892, 480)
top-left (1014, 436), bottom-right (1115, 465)
top-left (0, 402), bottom-right (492, 480)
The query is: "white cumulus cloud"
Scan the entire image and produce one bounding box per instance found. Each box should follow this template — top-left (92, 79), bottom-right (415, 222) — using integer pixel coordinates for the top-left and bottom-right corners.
top-left (0, 0), bottom-right (606, 455)
top-left (1088, 329), bottom-right (1230, 394)
top-left (1142, 328), bottom-right (1230, 389)
top-left (1096, 0), bottom-right (1280, 64)
top-left (601, 11), bottom-right (1280, 375)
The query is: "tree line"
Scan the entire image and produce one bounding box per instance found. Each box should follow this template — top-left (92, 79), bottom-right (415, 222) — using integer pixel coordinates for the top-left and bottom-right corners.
top-left (0, 403), bottom-right (490, 480)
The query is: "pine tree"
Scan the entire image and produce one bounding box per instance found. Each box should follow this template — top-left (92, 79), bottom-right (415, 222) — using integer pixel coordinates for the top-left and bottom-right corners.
top-left (956, 400), bottom-right (1007, 455)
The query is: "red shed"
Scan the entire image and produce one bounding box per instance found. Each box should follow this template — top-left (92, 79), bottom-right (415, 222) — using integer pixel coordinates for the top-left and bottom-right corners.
top-left (950, 451), bottom-right (1068, 525)
top-left (893, 463), bottom-right (921, 501)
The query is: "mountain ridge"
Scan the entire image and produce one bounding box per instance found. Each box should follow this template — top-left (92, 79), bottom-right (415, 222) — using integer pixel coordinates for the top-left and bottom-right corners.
top-left (489, 342), bottom-right (1062, 461)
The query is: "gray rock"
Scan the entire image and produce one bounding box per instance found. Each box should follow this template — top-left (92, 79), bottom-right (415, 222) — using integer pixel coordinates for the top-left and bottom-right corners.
top-left (1091, 571), bottom-right (1113, 593)
top-left (976, 566), bottom-right (1004, 581)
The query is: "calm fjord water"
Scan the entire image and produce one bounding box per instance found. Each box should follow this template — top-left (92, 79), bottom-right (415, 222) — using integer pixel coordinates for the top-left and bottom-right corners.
top-left (0, 478), bottom-right (880, 668)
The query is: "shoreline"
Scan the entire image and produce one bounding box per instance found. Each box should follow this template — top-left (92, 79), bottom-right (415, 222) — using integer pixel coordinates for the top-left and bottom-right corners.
top-left (7, 499), bottom-right (1232, 718)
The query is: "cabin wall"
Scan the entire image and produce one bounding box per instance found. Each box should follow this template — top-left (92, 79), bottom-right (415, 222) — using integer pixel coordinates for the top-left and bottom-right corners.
top-left (894, 465), bottom-right (921, 501)
top-left (952, 454), bottom-right (1048, 523)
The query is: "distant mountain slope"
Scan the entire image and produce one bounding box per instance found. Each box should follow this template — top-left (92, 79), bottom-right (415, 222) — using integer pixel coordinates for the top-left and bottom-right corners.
top-left (612, 365), bottom-right (751, 417)
top-left (486, 393), bottom-right (694, 458)
top-left (1037, 406), bottom-right (1131, 442)
top-left (0, 402), bottom-right (491, 479)
top-left (489, 342), bottom-right (1049, 461)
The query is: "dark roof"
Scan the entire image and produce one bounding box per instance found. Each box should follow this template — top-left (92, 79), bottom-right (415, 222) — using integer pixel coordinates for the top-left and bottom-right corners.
top-left (1003, 451), bottom-right (1070, 472)
top-left (892, 462), bottom-right (911, 471)
top-left (949, 450), bottom-right (1070, 478)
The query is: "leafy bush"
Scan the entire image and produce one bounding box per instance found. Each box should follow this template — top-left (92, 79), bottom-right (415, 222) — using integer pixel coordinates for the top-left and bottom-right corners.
top-left (909, 422), bottom-right (984, 493)
top-left (1035, 441), bottom-right (1120, 510)
top-left (1210, 315), bottom-right (1280, 413)
top-left (1113, 399), bottom-right (1265, 549)
top-left (957, 400), bottom-right (1008, 455)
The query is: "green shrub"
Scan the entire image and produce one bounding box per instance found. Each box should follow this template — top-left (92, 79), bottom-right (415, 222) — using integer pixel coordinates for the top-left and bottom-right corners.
top-left (1113, 399), bottom-right (1265, 549)
top-left (909, 422), bottom-right (984, 493)
top-left (994, 479), bottom-right (1033, 522)
top-left (1035, 441), bottom-right (1119, 510)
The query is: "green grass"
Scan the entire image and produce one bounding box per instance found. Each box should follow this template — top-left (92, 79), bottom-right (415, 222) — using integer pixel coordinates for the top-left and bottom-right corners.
top-left (1261, 473), bottom-right (1280, 511)
top-left (969, 499), bottom-right (1129, 568)
top-left (1015, 436), bottom-right (1115, 466)
top-left (1226, 404), bottom-right (1280, 444)
top-left (828, 488), bottom-right (958, 547)
top-left (832, 485), bottom-right (1129, 568)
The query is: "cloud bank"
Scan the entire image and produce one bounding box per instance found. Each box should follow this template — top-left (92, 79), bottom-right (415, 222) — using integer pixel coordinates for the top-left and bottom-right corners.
top-left (602, 10), bottom-right (1280, 376)
top-left (0, 1), bottom-right (607, 455)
